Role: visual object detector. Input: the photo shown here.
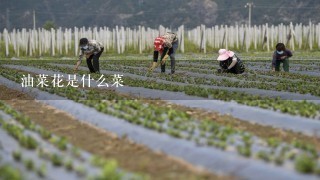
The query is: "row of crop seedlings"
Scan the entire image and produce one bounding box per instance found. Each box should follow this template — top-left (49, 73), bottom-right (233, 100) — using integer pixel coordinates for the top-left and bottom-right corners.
top-left (97, 64), bottom-right (320, 96)
top-left (1, 59), bottom-right (317, 116)
top-left (102, 55), bottom-right (320, 66)
top-left (94, 60), bottom-right (320, 91)
top-left (3, 61), bottom-right (319, 119)
top-left (45, 60), bottom-right (320, 97)
top-left (103, 59), bottom-right (320, 75)
top-left (140, 60), bottom-right (320, 83)
top-left (37, 59), bottom-right (320, 85)
top-left (0, 101), bottom-right (132, 180)
top-left (245, 63), bottom-right (320, 71)
top-left (90, 60), bottom-right (319, 87)
top-left (1, 66), bottom-right (320, 175)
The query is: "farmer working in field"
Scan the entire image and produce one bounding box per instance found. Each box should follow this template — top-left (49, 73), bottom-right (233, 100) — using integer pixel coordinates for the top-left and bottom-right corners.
top-left (149, 32), bottom-right (179, 74)
top-left (74, 38), bottom-right (104, 74)
top-left (272, 43), bottom-right (292, 72)
top-left (216, 49), bottom-right (245, 74)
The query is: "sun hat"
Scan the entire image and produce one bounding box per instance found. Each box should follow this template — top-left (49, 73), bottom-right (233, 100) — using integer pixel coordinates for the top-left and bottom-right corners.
top-left (217, 49), bottom-right (235, 61)
top-left (154, 37), bottom-right (165, 51)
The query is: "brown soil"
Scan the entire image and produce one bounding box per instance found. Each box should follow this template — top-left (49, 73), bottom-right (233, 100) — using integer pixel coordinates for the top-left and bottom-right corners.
top-left (0, 85), bottom-right (228, 180)
top-left (90, 87), bottom-right (320, 149)
top-left (0, 67), bottom-right (320, 179)
top-left (1, 66), bottom-right (319, 150)
top-left (145, 100), bottom-right (320, 150)
top-left (4, 65), bottom-right (317, 145)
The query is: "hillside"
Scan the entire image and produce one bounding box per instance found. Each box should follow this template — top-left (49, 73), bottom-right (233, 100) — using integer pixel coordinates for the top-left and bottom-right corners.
top-left (0, 0), bottom-right (319, 30)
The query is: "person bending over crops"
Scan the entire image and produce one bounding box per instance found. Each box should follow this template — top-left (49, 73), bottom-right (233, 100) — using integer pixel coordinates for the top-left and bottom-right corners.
top-left (74, 38), bottom-right (104, 74)
top-left (216, 49), bottom-right (245, 74)
top-left (272, 43), bottom-right (292, 72)
top-left (149, 32), bottom-right (179, 74)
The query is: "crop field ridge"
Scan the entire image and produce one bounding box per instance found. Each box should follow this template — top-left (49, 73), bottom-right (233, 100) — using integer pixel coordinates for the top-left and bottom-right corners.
top-left (0, 75), bottom-right (319, 180)
top-left (1, 65), bottom-right (320, 135)
top-left (5, 63), bottom-right (320, 102)
top-left (0, 55), bottom-right (320, 179)
top-left (0, 85), bottom-right (220, 180)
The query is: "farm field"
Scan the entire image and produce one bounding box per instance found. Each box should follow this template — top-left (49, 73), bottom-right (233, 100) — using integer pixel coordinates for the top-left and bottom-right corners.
top-left (0, 52), bottom-right (320, 180)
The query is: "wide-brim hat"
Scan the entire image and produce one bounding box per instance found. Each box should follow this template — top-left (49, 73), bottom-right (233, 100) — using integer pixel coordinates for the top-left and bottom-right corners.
top-left (217, 49), bottom-right (235, 61)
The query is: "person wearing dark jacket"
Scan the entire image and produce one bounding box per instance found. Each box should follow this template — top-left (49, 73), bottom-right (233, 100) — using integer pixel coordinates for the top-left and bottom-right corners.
top-left (150, 32), bottom-right (179, 74)
top-left (217, 49), bottom-right (245, 74)
top-left (74, 38), bottom-right (104, 73)
top-left (272, 43), bottom-right (293, 72)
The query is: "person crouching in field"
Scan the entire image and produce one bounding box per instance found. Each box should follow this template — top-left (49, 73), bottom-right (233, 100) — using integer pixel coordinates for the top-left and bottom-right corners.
top-left (150, 32), bottom-right (179, 74)
top-left (216, 49), bottom-right (245, 74)
top-left (272, 43), bottom-right (292, 72)
top-left (74, 38), bottom-right (104, 74)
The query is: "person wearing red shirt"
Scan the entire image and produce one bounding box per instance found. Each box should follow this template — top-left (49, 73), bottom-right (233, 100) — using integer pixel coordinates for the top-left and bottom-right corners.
top-left (151, 32), bottom-right (179, 74)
